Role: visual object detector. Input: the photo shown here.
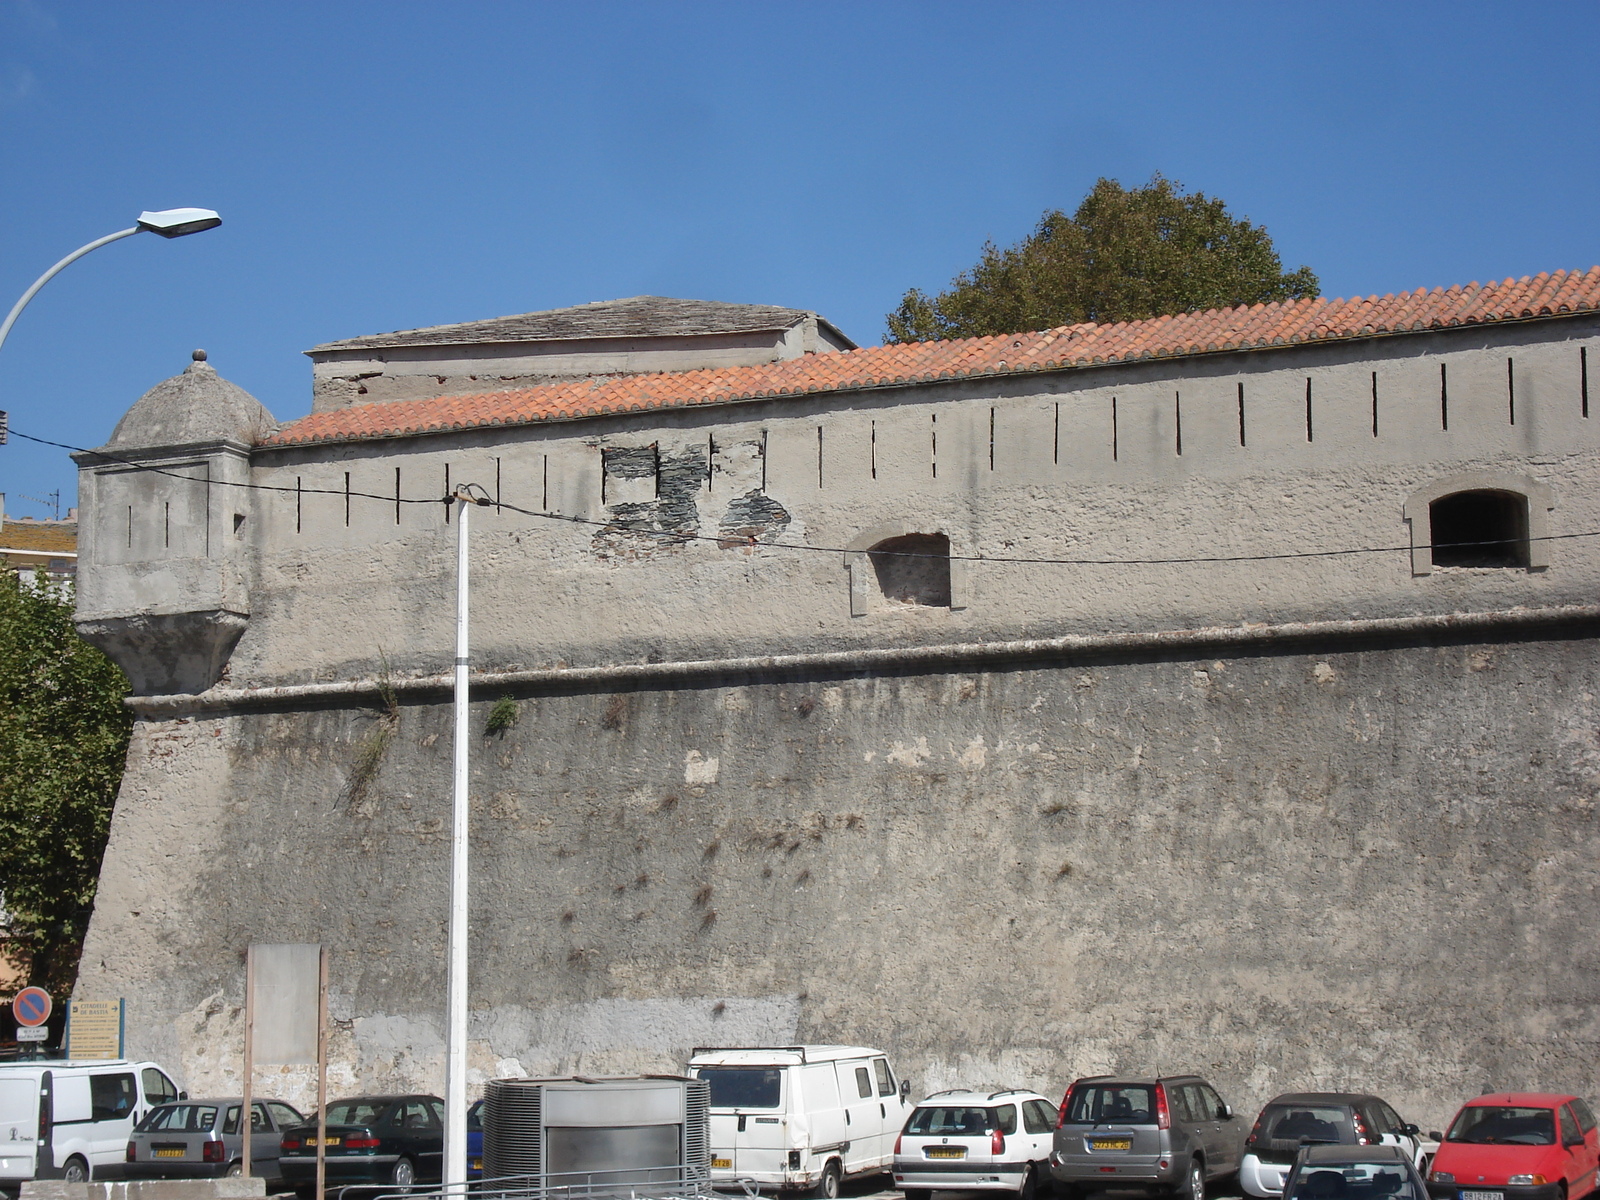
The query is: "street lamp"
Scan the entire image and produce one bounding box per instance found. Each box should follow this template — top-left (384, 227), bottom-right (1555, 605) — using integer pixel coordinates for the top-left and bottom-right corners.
top-left (0, 208), bottom-right (222, 358)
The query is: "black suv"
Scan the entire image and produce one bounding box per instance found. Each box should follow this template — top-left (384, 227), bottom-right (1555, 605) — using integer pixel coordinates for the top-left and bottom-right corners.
top-left (1050, 1075), bottom-right (1242, 1200)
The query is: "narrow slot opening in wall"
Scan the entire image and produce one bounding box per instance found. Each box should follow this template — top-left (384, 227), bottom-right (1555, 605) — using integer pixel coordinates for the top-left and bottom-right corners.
top-left (1440, 364), bottom-right (1450, 431)
top-left (1174, 391), bottom-right (1183, 455)
top-left (1304, 378), bottom-right (1313, 442)
top-left (495, 456), bottom-right (502, 512)
top-left (869, 533), bottom-right (952, 607)
top-left (931, 414), bottom-right (937, 479)
top-left (988, 407), bottom-right (995, 471)
top-left (707, 434), bottom-right (715, 489)
top-left (126, 505), bottom-right (132, 548)
top-left (871, 420), bottom-right (877, 480)
top-left (599, 450), bottom-right (605, 504)
top-left (345, 472), bottom-right (352, 527)
top-left (760, 430), bottom-right (768, 492)
top-left (1583, 347), bottom-right (1591, 418)
top-left (1429, 490), bottom-right (1530, 568)
top-left (295, 477), bottom-right (302, 535)
top-left (653, 442), bottom-right (661, 498)
top-left (542, 455), bottom-right (549, 511)
top-left (1053, 403), bottom-right (1060, 464)
top-left (1237, 382), bottom-right (1246, 447)
top-left (1507, 357), bottom-right (1516, 425)
top-left (164, 501), bottom-right (170, 548)
top-left (443, 464), bottom-right (451, 523)
top-left (816, 426), bottom-right (823, 488)
top-left (1371, 372), bottom-right (1379, 437)
top-left (233, 513), bottom-right (245, 537)
top-left (1111, 396), bottom-right (1119, 461)
top-left (394, 466), bottom-right (402, 524)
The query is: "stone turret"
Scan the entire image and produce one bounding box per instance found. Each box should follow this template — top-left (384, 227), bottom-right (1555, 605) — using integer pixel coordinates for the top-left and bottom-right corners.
top-left (72, 352), bottom-right (275, 694)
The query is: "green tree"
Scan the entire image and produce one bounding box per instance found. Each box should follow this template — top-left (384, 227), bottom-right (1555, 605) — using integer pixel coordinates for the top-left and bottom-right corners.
top-left (0, 569), bottom-right (131, 994)
top-left (886, 175), bottom-right (1320, 343)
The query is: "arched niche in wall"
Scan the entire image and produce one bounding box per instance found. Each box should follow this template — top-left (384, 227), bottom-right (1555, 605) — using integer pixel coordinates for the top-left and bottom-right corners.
top-left (1402, 471), bottom-right (1555, 576)
top-left (843, 522), bottom-right (969, 616)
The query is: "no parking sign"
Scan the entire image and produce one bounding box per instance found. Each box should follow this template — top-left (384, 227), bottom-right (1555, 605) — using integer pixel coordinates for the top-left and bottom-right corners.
top-left (12, 987), bottom-right (50, 1028)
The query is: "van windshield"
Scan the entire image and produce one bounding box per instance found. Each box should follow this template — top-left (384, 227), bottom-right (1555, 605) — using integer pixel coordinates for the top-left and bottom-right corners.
top-left (695, 1068), bottom-right (781, 1109)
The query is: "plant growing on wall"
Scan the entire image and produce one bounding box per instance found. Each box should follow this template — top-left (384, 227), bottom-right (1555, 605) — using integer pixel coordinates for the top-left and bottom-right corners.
top-left (886, 174), bottom-right (1319, 343)
top-left (0, 570), bottom-right (132, 994)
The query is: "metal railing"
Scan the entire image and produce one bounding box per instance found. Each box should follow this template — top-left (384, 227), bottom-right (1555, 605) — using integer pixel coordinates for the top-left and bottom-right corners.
top-left (351, 1162), bottom-right (742, 1200)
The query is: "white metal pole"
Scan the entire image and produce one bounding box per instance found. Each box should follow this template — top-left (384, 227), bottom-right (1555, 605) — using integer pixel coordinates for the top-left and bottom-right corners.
top-left (444, 491), bottom-right (471, 1190)
top-left (0, 228), bottom-right (141, 357)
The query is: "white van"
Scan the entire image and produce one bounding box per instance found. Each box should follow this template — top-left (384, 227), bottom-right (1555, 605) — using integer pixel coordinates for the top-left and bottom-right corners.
top-left (0, 1060), bottom-right (184, 1190)
top-left (687, 1045), bottom-right (912, 1198)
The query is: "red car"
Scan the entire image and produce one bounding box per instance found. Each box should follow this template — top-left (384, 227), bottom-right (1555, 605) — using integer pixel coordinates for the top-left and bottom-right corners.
top-left (1427, 1093), bottom-right (1600, 1200)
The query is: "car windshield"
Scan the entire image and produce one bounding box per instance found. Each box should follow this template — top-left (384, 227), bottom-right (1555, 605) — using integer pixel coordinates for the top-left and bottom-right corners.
top-left (1259, 1105), bottom-right (1355, 1144)
top-left (695, 1068), bottom-right (781, 1109)
top-left (1446, 1107), bottom-right (1555, 1146)
top-left (137, 1104), bottom-right (218, 1133)
top-left (1287, 1162), bottom-right (1422, 1200)
top-left (907, 1106), bottom-right (997, 1136)
top-left (322, 1102), bottom-right (392, 1128)
top-left (1064, 1085), bottom-right (1155, 1124)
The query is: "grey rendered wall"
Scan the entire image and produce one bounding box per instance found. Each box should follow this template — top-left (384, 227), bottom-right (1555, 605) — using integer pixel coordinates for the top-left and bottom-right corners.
top-left (74, 632), bottom-right (1600, 1134)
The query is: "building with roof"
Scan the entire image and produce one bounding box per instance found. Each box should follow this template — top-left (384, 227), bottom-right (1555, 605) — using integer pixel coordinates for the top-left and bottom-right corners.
top-left (68, 275), bottom-right (1600, 1127)
top-left (0, 499), bottom-right (77, 590)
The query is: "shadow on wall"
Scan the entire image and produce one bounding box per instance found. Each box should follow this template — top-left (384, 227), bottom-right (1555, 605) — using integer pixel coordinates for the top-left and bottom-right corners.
top-left (870, 533), bottom-right (952, 607)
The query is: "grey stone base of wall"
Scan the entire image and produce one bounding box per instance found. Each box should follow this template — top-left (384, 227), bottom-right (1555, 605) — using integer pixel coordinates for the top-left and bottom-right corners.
top-left (22, 1181), bottom-right (266, 1200)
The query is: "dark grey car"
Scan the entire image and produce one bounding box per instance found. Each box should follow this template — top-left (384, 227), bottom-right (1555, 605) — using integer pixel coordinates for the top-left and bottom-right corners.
top-left (1049, 1076), bottom-right (1243, 1200)
top-left (126, 1098), bottom-right (306, 1181)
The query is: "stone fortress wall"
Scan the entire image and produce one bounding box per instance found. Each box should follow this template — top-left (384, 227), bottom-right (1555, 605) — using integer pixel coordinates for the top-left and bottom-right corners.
top-left (68, 290), bottom-right (1600, 1131)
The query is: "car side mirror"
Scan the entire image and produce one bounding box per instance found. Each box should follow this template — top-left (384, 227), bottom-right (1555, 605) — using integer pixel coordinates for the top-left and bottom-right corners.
top-left (1220, 1104), bottom-right (1234, 1119)
top-left (1402, 1124), bottom-right (1420, 1137)
top-left (900, 1080), bottom-right (911, 1102)
top-left (1428, 1132), bottom-right (1443, 1143)
top-left (1567, 1138), bottom-right (1585, 1149)
top-left (178, 1092), bottom-right (188, 1101)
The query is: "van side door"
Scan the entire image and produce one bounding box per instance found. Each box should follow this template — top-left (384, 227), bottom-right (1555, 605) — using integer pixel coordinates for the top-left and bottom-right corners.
top-left (839, 1063), bottom-right (879, 1173)
top-left (872, 1059), bottom-right (906, 1161)
top-left (86, 1071), bottom-right (138, 1171)
top-left (798, 1065), bottom-right (847, 1168)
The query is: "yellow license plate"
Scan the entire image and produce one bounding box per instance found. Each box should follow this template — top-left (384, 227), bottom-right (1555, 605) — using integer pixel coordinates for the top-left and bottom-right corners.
top-left (470, 1159), bottom-right (482, 1171)
top-left (1091, 1138), bottom-right (1132, 1151)
top-left (927, 1148), bottom-right (967, 1159)
top-left (154, 1149), bottom-right (185, 1159)
top-left (306, 1137), bottom-right (341, 1147)
top-left (712, 1158), bottom-right (732, 1169)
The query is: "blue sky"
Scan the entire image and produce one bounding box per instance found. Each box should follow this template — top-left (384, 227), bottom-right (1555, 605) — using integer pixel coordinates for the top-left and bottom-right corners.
top-left (1, 0), bottom-right (1596, 515)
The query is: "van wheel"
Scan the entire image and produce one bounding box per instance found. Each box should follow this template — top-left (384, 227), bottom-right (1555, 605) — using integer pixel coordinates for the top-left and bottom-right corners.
top-left (1019, 1164), bottom-right (1039, 1200)
top-left (811, 1159), bottom-right (841, 1200)
top-left (61, 1158), bottom-right (90, 1184)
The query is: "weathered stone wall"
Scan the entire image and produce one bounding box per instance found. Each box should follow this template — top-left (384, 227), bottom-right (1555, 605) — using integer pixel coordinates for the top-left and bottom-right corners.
top-left (76, 629), bottom-right (1600, 1134)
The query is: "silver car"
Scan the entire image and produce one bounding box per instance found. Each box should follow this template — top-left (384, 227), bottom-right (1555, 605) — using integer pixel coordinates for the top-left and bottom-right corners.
top-left (126, 1098), bottom-right (305, 1181)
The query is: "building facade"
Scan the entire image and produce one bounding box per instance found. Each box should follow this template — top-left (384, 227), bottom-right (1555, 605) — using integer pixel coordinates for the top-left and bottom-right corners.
top-left (71, 276), bottom-right (1600, 1127)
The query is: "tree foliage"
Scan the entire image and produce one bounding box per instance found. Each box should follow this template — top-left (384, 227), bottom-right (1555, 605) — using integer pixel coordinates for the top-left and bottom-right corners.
top-left (885, 175), bottom-right (1320, 343)
top-left (0, 570), bottom-right (131, 994)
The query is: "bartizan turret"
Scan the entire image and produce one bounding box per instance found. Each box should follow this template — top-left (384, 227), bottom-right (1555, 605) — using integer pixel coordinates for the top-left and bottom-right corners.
top-left (72, 351), bottom-right (275, 694)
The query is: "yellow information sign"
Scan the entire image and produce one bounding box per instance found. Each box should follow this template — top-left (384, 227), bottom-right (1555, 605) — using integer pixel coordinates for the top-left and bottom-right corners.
top-left (65, 998), bottom-right (123, 1060)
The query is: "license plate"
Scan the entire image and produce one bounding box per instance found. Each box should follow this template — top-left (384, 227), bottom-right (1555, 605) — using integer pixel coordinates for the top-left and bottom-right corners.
top-left (1091, 1138), bottom-right (1133, 1151)
top-left (154, 1149), bottom-right (185, 1159)
top-left (470, 1159), bottom-right (482, 1171)
top-left (1461, 1192), bottom-right (1504, 1200)
top-left (927, 1147), bottom-right (967, 1159)
top-left (712, 1158), bottom-right (732, 1169)
top-left (306, 1137), bottom-right (341, 1147)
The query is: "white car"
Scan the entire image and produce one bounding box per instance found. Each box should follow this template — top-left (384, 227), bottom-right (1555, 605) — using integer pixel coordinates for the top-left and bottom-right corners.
top-left (893, 1089), bottom-right (1057, 1200)
top-left (1241, 1093), bottom-right (1430, 1199)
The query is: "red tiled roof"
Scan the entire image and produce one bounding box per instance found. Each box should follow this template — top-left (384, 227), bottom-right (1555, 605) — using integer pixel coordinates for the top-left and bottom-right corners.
top-left (264, 269), bottom-right (1600, 449)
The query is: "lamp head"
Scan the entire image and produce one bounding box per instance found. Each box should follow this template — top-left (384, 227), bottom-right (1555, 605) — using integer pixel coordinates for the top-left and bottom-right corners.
top-left (136, 208), bottom-right (222, 238)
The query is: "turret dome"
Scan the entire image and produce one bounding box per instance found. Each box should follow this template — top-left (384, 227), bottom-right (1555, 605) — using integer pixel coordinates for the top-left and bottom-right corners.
top-left (103, 352), bottom-right (276, 450)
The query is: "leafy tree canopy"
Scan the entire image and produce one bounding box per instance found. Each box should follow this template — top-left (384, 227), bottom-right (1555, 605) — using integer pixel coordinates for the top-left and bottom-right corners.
top-left (885, 175), bottom-right (1320, 343)
top-left (0, 570), bottom-right (130, 995)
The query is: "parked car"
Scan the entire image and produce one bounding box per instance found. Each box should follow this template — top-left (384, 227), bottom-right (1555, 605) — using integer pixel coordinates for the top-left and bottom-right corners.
top-left (688, 1044), bottom-right (913, 1197)
top-left (892, 1088), bottom-right (1057, 1200)
top-left (1243, 1093), bottom-right (1429, 1197)
top-left (1426, 1093), bottom-right (1599, 1200)
top-left (467, 1099), bottom-right (482, 1181)
top-left (126, 1097), bottom-right (304, 1181)
top-left (278, 1095), bottom-right (445, 1198)
top-left (0, 1059), bottom-right (184, 1187)
top-left (1285, 1143), bottom-right (1428, 1200)
top-left (1049, 1075), bottom-right (1243, 1200)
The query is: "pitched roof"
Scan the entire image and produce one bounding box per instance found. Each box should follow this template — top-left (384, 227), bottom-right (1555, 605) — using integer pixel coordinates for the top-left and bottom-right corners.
top-left (0, 521), bottom-right (77, 554)
top-left (307, 295), bottom-right (853, 353)
top-left (267, 269), bottom-right (1600, 450)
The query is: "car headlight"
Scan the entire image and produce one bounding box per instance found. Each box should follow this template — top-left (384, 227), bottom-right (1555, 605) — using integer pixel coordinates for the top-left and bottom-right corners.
top-left (1429, 1171), bottom-right (1456, 1183)
top-left (1508, 1176), bottom-right (1547, 1186)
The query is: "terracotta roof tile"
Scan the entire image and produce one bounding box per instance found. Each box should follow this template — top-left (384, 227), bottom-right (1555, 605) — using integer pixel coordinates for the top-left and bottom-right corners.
top-left (265, 269), bottom-right (1600, 449)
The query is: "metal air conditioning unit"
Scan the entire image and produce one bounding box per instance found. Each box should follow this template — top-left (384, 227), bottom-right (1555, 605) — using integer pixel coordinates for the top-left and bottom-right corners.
top-left (483, 1075), bottom-right (710, 1188)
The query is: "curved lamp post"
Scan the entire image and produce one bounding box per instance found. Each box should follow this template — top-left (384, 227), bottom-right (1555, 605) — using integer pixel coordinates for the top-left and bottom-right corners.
top-left (0, 208), bottom-right (222, 357)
